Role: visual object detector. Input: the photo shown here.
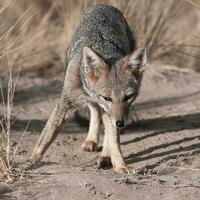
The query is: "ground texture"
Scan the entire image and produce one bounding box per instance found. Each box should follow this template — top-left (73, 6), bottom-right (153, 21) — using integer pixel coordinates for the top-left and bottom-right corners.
top-left (0, 64), bottom-right (200, 200)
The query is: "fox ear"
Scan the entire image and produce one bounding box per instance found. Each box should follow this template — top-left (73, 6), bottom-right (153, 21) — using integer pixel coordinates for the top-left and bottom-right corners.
top-left (83, 47), bottom-right (108, 85)
top-left (125, 48), bottom-right (147, 75)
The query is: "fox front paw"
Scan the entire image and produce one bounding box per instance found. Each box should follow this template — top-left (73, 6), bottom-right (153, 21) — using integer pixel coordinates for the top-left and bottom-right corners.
top-left (114, 166), bottom-right (136, 174)
top-left (29, 152), bottom-right (42, 164)
top-left (82, 140), bottom-right (97, 152)
top-left (97, 156), bottom-right (112, 169)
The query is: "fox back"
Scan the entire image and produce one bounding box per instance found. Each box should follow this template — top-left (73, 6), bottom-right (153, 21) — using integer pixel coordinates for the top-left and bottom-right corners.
top-left (67, 5), bottom-right (136, 64)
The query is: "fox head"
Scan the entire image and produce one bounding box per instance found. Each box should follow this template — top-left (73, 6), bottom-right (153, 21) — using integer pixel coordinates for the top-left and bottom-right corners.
top-left (81, 46), bottom-right (147, 128)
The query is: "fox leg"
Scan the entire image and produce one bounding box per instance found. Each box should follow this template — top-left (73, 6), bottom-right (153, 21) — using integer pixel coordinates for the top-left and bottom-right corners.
top-left (82, 103), bottom-right (101, 152)
top-left (29, 94), bottom-right (76, 164)
top-left (101, 113), bottom-right (135, 173)
top-left (97, 130), bottom-right (112, 168)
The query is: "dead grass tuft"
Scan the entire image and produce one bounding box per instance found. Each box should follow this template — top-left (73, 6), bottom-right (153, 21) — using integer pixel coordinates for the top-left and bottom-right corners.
top-left (0, 65), bottom-right (19, 183)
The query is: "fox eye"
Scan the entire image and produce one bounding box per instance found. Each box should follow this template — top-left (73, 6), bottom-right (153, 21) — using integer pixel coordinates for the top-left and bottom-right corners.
top-left (102, 96), bottom-right (112, 102)
top-left (124, 93), bottom-right (135, 101)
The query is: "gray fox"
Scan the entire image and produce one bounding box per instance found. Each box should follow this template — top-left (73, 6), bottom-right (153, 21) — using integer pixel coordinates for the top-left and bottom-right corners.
top-left (29, 5), bottom-right (147, 173)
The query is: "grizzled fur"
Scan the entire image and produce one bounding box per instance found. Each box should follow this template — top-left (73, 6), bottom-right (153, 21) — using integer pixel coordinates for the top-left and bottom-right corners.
top-left (30, 5), bottom-right (147, 173)
top-left (66, 5), bottom-right (136, 67)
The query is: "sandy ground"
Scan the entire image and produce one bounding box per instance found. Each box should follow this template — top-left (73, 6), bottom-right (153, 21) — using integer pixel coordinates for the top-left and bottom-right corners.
top-left (0, 64), bottom-right (200, 200)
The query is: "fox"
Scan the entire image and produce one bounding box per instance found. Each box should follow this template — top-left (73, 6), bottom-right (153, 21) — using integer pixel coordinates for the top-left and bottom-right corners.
top-left (29, 4), bottom-right (147, 173)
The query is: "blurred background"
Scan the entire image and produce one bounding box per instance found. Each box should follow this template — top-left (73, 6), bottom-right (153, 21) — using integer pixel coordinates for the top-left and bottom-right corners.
top-left (0, 0), bottom-right (200, 75)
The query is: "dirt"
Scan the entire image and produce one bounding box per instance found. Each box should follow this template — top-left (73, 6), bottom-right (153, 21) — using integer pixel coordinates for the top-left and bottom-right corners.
top-left (0, 64), bottom-right (200, 200)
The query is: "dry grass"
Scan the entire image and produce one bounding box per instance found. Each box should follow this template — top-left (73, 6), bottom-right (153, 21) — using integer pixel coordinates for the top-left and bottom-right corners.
top-left (0, 63), bottom-right (18, 183)
top-left (0, 0), bottom-right (199, 75)
top-left (187, 0), bottom-right (200, 70)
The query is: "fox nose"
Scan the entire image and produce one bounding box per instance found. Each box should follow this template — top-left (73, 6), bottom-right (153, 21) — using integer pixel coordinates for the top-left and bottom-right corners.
top-left (116, 120), bottom-right (125, 128)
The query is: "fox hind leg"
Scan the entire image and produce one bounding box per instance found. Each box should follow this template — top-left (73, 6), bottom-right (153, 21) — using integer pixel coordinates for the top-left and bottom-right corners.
top-left (82, 103), bottom-right (101, 152)
top-left (97, 129), bottom-right (112, 169)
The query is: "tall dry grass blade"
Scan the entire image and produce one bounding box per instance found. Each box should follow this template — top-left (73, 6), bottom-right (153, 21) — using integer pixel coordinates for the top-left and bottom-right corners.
top-left (12, 121), bottom-right (30, 165)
